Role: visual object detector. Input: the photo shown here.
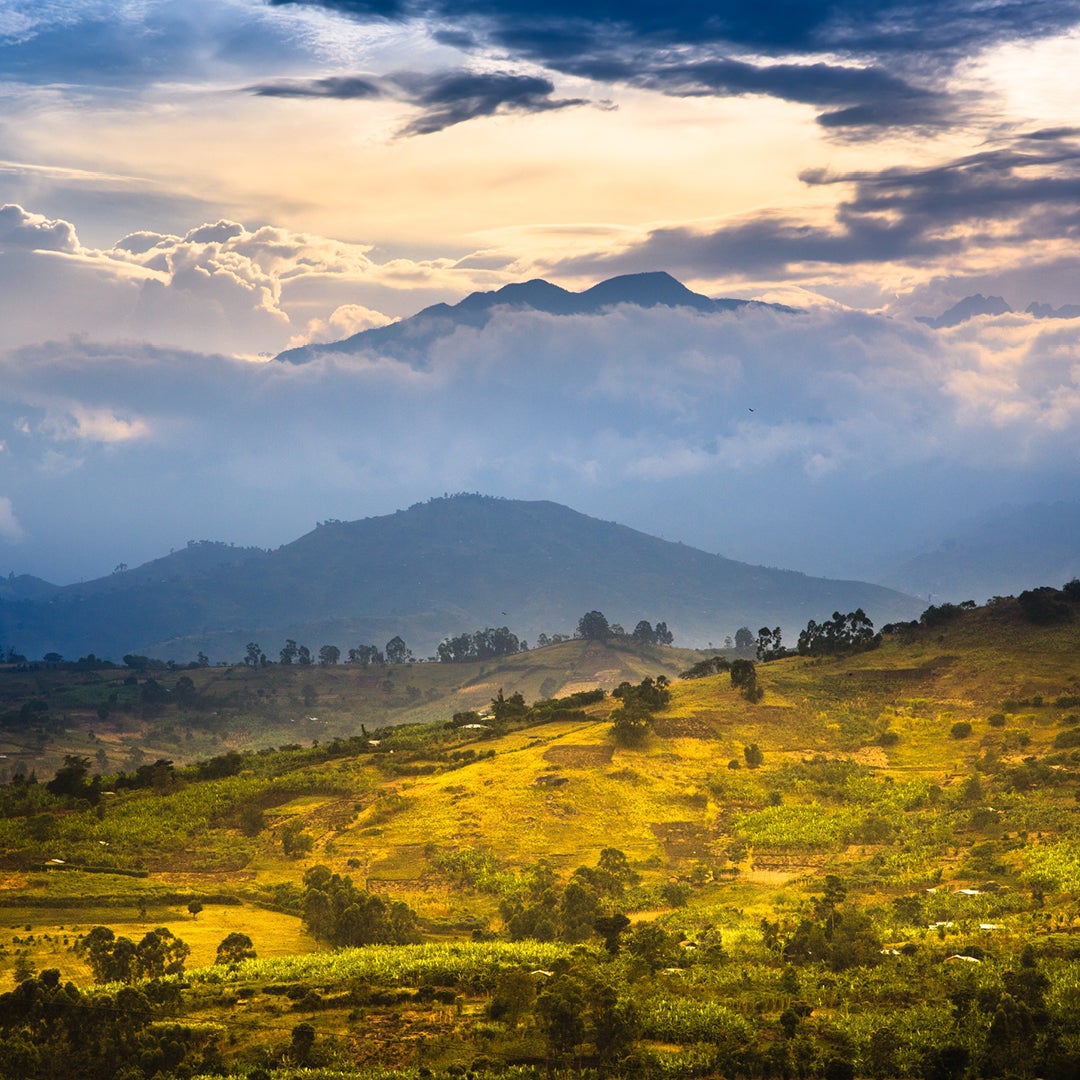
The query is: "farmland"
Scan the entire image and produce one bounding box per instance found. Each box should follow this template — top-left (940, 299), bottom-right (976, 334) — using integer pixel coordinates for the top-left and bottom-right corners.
top-left (1, 591), bottom-right (1080, 1078)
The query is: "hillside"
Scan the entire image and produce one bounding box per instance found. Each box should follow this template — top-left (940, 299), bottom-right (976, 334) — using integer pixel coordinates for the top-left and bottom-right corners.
top-left (0, 637), bottom-right (704, 781)
top-left (0, 495), bottom-right (921, 663)
top-left (2, 589), bottom-right (1080, 1078)
top-left (879, 499), bottom-right (1080, 602)
top-left (276, 271), bottom-right (794, 366)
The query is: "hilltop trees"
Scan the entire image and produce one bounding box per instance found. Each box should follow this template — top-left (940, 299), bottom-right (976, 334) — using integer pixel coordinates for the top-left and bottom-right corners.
top-left (347, 644), bottom-right (384, 665)
top-left (576, 612), bottom-right (674, 643)
top-left (577, 610), bottom-right (611, 640)
top-left (384, 636), bottom-right (412, 664)
top-left (437, 626), bottom-right (521, 663)
top-left (797, 609), bottom-right (877, 656)
top-left (756, 626), bottom-right (784, 661)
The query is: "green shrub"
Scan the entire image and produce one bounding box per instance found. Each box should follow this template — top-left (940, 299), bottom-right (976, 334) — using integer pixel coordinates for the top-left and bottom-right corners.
top-left (950, 722), bottom-right (973, 739)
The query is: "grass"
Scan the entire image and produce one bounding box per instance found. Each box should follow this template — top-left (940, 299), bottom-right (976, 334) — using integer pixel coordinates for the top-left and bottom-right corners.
top-left (4, 599), bottom-right (1080, 1076)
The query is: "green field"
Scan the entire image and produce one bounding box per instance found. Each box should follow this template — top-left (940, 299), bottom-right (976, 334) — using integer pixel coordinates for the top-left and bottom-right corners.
top-left (2, 594), bottom-right (1080, 1079)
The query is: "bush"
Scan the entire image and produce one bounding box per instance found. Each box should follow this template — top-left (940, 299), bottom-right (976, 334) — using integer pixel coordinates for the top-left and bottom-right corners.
top-left (988, 713), bottom-right (1006, 728)
top-left (1053, 728), bottom-right (1080, 749)
top-left (950, 722), bottom-right (973, 739)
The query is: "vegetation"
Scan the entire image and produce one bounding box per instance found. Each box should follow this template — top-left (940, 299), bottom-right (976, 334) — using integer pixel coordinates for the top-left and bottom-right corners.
top-left (0, 587), bottom-right (1079, 1077)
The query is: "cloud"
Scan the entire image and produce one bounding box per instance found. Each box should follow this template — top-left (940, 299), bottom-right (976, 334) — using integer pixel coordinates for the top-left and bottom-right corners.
top-left (0, 203), bottom-right (80, 252)
top-left (0, 204), bottom-right (510, 355)
top-left (248, 74), bottom-right (384, 98)
top-left (247, 67), bottom-right (588, 135)
top-left (553, 129), bottom-right (1080, 282)
top-left (273, 0), bottom-right (1080, 130)
top-left (0, 496), bottom-right (24, 543)
top-left (0, 0), bottom-right (337, 87)
top-left (3, 302), bottom-right (1078, 581)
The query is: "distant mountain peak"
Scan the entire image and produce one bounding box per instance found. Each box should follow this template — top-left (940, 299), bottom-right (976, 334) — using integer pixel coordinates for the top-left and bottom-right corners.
top-left (918, 294), bottom-right (1013, 329)
top-left (276, 271), bottom-right (793, 365)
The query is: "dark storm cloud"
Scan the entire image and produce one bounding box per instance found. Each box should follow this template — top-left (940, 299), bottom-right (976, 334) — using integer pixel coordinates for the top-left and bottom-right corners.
top-left (269, 0), bottom-right (1080, 54)
top-left (268, 0), bottom-right (1080, 130)
top-left (391, 70), bottom-right (587, 135)
top-left (557, 132), bottom-right (1080, 279)
top-left (247, 69), bottom-right (586, 135)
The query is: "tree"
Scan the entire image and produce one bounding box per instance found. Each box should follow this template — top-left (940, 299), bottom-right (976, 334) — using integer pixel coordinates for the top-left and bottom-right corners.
top-left (173, 674), bottom-right (197, 707)
top-left (594, 913), bottom-right (631, 955)
top-left (47, 756), bottom-right (97, 801)
top-left (631, 620), bottom-right (655, 643)
top-left (279, 639), bottom-right (298, 665)
top-left (301, 865), bottom-right (420, 946)
top-left (296, 644), bottom-right (312, 666)
top-left (78, 926), bottom-right (137, 983)
top-left (654, 621), bottom-right (674, 645)
top-left (187, 901), bottom-right (203, 920)
top-left (347, 643), bottom-right (383, 665)
top-left (577, 610), bottom-right (611, 640)
top-left (244, 642), bottom-right (262, 667)
top-left (215, 932), bottom-right (256, 966)
top-left (290, 1022), bottom-right (316, 1065)
top-left (281, 818), bottom-right (314, 858)
top-left (611, 698), bottom-right (652, 746)
top-left (756, 626), bottom-right (784, 661)
top-left (488, 970), bottom-right (535, 1029)
top-left (318, 644), bottom-right (340, 666)
top-left (744, 743), bottom-right (764, 768)
top-left (385, 635), bottom-right (411, 664)
top-left (134, 927), bottom-right (190, 979)
top-left (734, 626), bottom-right (754, 650)
top-left (536, 975), bottom-right (586, 1060)
top-left (730, 658), bottom-right (763, 702)
top-left (491, 688), bottom-right (527, 725)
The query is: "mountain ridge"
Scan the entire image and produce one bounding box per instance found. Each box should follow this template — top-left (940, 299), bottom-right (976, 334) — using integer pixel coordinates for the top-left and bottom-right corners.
top-left (276, 271), bottom-right (794, 365)
top-left (0, 494), bottom-right (919, 662)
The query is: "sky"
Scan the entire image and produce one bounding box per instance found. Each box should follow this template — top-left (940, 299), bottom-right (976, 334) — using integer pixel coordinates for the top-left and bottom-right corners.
top-left (1, 0), bottom-right (1079, 587)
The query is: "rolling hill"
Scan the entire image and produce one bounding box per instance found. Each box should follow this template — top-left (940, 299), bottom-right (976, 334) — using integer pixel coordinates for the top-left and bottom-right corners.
top-left (3, 592), bottom-right (1080, 1079)
top-left (0, 494), bottom-right (921, 663)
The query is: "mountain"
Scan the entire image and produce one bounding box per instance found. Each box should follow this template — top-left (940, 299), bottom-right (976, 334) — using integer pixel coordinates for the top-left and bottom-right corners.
top-left (918, 294), bottom-right (1080, 329)
top-left (1026, 300), bottom-right (1080, 319)
top-left (0, 495), bottom-right (920, 663)
top-left (879, 500), bottom-right (1080, 602)
top-left (276, 271), bottom-right (794, 365)
top-left (917, 293), bottom-right (1013, 329)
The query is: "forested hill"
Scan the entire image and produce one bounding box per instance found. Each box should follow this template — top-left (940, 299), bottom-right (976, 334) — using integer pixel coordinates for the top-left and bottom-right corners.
top-left (0, 495), bottom-right (920, 663)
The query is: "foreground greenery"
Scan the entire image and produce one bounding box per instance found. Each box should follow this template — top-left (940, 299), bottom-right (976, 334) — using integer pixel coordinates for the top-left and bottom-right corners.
top-left (1, 588), bottom-right (1080, 1078)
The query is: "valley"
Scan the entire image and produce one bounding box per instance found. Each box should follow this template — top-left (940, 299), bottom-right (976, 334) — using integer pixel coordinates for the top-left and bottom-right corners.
top-left (1, 588), bottom-right (1079, 1078)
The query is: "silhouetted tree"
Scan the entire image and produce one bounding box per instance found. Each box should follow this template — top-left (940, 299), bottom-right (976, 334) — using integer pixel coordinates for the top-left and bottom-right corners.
top-left (577, 610), bottom-right (611, 640)
top-left (385, 635), bottom-right (411, 664)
